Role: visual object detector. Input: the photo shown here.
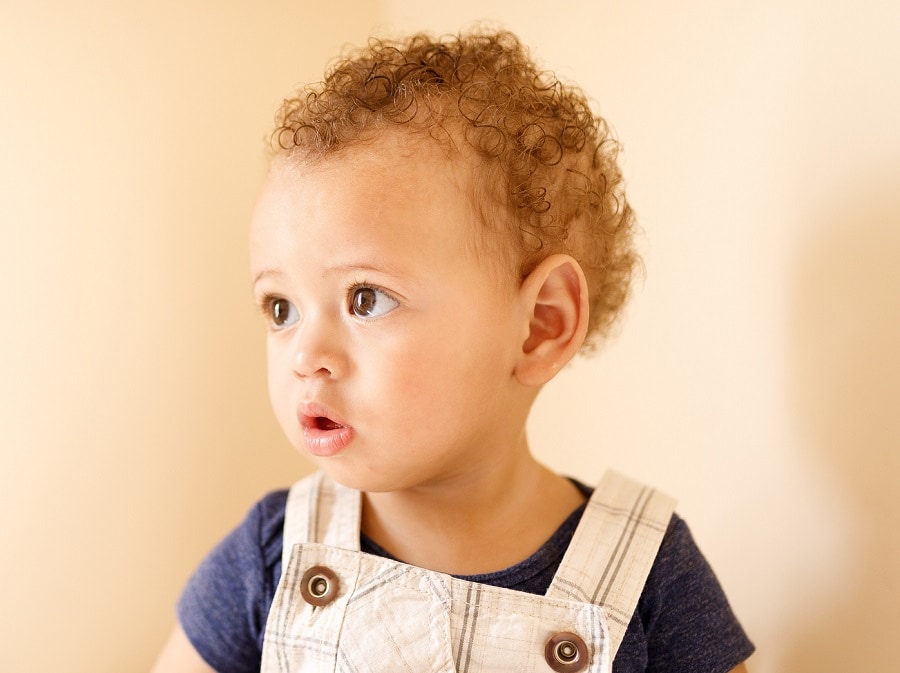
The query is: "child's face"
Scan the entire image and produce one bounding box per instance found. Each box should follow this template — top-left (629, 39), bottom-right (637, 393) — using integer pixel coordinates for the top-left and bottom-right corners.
top-left (250, 133), bottom-right (534, 493)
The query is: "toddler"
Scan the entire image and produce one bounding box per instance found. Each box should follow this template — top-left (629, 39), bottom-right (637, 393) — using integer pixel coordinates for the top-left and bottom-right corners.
top-left (152, 30), bottom-right (754, 673)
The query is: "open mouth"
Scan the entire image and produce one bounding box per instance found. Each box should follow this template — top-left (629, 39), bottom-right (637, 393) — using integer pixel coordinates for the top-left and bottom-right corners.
top-left (300, 409), bottom-right (346, 431)
top-left (297, 404), bottom-right (355, 457)
top-left (313, 416), bottom-right (345, 431)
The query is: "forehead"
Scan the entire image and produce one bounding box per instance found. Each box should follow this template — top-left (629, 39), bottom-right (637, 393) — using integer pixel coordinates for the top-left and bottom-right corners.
top-left (276, 131), bottom-right (466, 217)
top-left (250, 131), bottom-right (514, 280)
top-left (254, 134), bottom-right (458, 240)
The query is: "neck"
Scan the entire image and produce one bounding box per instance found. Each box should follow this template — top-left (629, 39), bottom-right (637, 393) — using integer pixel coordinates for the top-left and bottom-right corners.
top-left (360, 451), bottom-right (585, 575)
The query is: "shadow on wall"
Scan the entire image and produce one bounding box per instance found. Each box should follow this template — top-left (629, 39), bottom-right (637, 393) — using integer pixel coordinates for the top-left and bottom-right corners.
top-left (786, 171), bottom-right (900, 672)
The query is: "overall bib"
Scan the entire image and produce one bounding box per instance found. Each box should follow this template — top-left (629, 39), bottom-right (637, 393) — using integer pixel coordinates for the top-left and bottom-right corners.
top-left (260, 471), bottom-right (674, 673)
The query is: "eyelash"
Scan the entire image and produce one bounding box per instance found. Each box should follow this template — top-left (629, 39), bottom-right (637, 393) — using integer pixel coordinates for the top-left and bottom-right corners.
top-left (255, 282), bottom-right (399, 323)
top-left (256, 293), bottom-right (279, 318)
top-left (257, 293), bottom-right (292, 329)
top-left (345, 280), bottom-right (402, 320)
top-left (345, 279), bottom-right (397, 302)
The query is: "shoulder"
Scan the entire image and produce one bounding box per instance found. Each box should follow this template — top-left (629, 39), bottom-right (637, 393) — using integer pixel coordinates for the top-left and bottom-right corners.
top-left (176, 489), bottom-right (288, 673)
top-left (616, 514), bottom-right (755, 673)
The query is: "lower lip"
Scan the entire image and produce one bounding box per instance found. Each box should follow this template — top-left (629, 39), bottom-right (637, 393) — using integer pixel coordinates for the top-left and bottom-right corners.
top-left (301, 425), bottom-right (356, 457)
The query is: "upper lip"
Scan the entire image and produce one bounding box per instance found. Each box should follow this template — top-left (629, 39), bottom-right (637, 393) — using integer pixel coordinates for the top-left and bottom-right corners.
top-left (296, 401), bottom-right (349, 429)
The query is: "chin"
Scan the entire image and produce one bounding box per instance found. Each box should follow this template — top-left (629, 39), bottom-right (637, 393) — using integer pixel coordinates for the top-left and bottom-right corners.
top-left (307, 458), bottom-right (376, 492)
top-left (313, 461), bottom-right (420, 495)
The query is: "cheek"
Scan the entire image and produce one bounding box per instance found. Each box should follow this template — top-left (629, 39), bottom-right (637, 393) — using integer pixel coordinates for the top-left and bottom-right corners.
top-left (376, 323), bottom-right (512, 418)
top-left (382, 347), bottom-right (438, 400)
top-left (364, 337), bottom-right (447, 425)
top-left (266, 343), bottom-right (295, 428)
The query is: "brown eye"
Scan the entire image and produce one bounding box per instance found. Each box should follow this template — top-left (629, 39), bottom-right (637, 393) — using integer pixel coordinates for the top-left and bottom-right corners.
top-left (269, 297), bottom-right (298, 328)
top-left (349, 287), bottom-right (398, 319)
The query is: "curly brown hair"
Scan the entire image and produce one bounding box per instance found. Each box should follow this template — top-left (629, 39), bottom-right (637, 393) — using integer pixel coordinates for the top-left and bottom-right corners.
top-left (272, 30), bottom-right (638, 350)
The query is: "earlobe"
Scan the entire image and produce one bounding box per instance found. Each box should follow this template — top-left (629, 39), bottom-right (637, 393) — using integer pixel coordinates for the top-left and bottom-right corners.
top-left (514, 254), bottom-right (590, 387)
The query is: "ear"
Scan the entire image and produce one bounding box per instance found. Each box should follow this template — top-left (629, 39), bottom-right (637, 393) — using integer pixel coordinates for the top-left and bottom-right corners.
top-left (513, 254), bottom-right (590, 386)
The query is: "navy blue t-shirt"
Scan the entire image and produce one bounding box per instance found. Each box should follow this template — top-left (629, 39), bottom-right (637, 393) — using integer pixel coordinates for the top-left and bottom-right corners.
top-left (178, 484), bottom-right (754, 673)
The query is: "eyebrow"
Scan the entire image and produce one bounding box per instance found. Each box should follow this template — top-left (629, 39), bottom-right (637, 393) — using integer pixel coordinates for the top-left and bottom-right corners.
top-left (252, 262), bottom-right (408, 285)
top-left (328, 261), bottom-right (400, 275)
top-left (252, 268), bottom-right (285, 285)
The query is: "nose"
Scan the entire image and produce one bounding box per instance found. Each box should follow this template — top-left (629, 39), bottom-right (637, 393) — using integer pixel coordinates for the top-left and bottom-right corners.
top-left (291, 315), bottom-right (346, 379)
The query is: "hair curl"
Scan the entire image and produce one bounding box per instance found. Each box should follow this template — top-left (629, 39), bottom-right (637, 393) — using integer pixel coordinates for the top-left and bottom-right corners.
top-left (272, 30), bottom-right (638, 350)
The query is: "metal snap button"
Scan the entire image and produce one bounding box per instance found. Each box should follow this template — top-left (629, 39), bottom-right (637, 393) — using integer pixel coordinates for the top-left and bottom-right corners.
top-left (300, 565), bottom-right (340, 607)
top-left (545, 631), bottom-right (588, 673)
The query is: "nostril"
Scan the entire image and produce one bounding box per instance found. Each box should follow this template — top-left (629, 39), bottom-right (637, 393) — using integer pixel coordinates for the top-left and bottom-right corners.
top-left (292, 348), bottom-right (338, 379)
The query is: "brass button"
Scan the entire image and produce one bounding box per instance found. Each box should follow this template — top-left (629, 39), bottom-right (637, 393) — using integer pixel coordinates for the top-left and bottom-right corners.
top-left (545, 631), bottom-right (588, 673)
top-left (299, 565), bottom-right (340, 607)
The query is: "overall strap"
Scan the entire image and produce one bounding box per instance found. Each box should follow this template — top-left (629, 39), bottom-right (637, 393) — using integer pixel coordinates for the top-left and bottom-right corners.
top-left (280, 471), bottom-right (362, 569)
top-left (546, 470), bottom-right (676, 660)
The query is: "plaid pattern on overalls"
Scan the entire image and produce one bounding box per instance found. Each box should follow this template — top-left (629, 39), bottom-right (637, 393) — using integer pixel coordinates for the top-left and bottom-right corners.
top-left (260, 471), bottom-right (675, 673)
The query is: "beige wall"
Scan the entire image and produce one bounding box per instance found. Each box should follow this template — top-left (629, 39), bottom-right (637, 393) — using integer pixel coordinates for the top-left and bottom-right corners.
top-left (0, 1), bottom-right (376, 670)
top-left (2, 1), bottom-right (898, 671)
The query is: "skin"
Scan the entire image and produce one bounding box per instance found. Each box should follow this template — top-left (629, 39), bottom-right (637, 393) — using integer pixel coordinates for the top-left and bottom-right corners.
top-left (251, 132), bottom-right (586, 572)
top-left (151, 130), bottom-right (749, 673)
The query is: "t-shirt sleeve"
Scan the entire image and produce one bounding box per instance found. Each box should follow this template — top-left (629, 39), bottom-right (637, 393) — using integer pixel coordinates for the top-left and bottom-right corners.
top-left (176, 490), bottom-right (288, 673)
top-left (619, 514), bottom-right (754, 673)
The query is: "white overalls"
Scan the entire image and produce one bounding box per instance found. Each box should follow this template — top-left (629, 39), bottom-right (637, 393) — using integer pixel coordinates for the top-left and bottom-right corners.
top-left (260, 471), bottom-right (675, 673)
